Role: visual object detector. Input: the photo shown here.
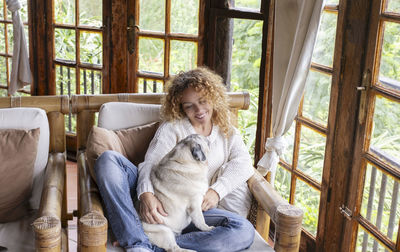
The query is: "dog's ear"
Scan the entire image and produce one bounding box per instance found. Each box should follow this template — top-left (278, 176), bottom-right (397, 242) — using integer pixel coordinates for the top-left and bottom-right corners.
top-left (191, 143), bottom-right (206, 161)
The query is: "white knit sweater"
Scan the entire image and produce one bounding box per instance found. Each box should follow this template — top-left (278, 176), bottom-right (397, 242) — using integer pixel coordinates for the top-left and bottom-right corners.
top-left (137, 118), bottom-right (255, 217)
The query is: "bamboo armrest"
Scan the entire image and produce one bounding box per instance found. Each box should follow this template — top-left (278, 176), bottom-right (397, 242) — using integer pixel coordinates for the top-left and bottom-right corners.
top-left (32, 153), bottom-right (65, 252)
top-left (77, 150), bottom-right (107, 251)
top-left (247, 169), bottom-right (303, 251)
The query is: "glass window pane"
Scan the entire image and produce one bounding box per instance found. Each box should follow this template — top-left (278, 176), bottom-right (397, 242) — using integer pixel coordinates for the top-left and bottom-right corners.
top-left (139, 0), bottom-right (165, 32)
top-left (360, 164), bottom-right (399, 242)
top-left (312, 11), bottom-right (337, 67)
top-left (54, 0), bottom-right (75, 25)
top-left (80, 69), bottom-right (102, 95)
top-left (6, 5), bottom-right (11, 20)
top-left (231, 19), bottom-right (262, 90)
top-left (20, 1), bottom-right (28, 23)
top-left (298, 125), bottom-right (326, 183)
top-left (80, 31), bottom-right (102, 65)
top-left (138, 37), bottom-right (164, 74)
top-left (7, 24), bottom-right (13, 53)
top-left (326, 0), bottom-right (339, 4)
top-left (169, 40), bottom-right (197, 74)
top-left (138, 78), bottom-right (163, 94)
top-left (7, 56), bottom-right (10, 81)
top-left (171, 0), bottom-right (198, 34)
top-left (236, 88), bottom-right (258, 159)
top-left (0, 24), bottom-right (5, 53)
top-left (231, 18), bottom-right (262, 159)
top-left (295, 179), bottom-right (320, 236)
top-left (55, 65), bottom-right (76, 96)
top-left (0, 88), bottom-right (7, 97)
top-left (387, 0), bottom-right (400, 13)
top-left (0, 0), bottom-right (3, 19)
top-left (282, 120), bottom-right (295, 165)
top-left (0, 56), bottom-right (7, 86)
top-left (302, 70), bottom-right (331, 126)
top-left (55, 28), bottom-right (76, 61)
top-left (233, 0), bottom-right (261, 10)
top-left (356, 225), bottom-right (393, 252)
top-left (275, 165), bottom-right (291, 202)
top-left (370, 96), bottom-right (400, 163)
top-left (79, 0), bottom-right (102, 27)
top-left (379, 22), bottom-right (400, 92)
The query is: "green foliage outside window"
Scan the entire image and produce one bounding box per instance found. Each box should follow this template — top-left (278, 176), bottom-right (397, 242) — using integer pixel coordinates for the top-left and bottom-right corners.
top-left (231, 19), bottom-right (262, 159)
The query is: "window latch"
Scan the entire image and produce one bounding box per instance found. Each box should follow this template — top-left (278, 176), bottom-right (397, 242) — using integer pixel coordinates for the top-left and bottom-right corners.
top-left (358, 69), bottom-right (371, 124)
top-left (127, 15), bottom-right (139, 54)
top-left (339, 204), bottom-right (353, 220)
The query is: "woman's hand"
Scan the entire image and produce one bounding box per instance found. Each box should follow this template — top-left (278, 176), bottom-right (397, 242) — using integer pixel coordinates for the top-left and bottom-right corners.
top-left (139, 192), bottom-right (168, 224)
top-left (202, 188), bottom-right (220, 211)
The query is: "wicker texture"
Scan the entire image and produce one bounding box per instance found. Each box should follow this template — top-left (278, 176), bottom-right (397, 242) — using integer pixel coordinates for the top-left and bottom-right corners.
top-left (79, 212), bottom-right (108, 248)
top-left (32, 216), bottom-right (61, 251)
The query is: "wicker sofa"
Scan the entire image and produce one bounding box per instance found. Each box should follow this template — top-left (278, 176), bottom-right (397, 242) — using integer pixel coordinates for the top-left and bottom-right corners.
top-left (71, 92), bottom-right (303, 252)
top-left (0, 95), bottom-right (69, 251)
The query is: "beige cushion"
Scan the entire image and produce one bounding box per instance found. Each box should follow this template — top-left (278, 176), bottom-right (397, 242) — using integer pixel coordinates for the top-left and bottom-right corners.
top-left (86, 122), bottom-right (160, 183)
top-left (0, 128), bottom-right (40, 222)
top-left (98, 102), bottom-right (161, 130)
top-left (0, 108), bottom-right (49, 210)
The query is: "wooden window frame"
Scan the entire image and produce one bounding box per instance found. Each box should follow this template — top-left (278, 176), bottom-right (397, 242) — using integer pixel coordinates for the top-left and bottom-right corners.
top-left (131, 0), bottom-right (205, 93)
top-left (10, 0), bottom-right (400, 250)
top-left (341, 0), bottom-right (400, 250)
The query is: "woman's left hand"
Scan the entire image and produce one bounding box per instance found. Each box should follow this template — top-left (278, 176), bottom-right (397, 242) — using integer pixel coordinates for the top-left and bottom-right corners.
top-left (202, 188), bottom-right (220, 211)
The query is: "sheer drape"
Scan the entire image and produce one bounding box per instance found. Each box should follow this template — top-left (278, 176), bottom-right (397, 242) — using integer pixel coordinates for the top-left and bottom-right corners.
top-left (257, 0), bottom-right (325, 183)
top-left (6, 0), bottom-right (32, 95)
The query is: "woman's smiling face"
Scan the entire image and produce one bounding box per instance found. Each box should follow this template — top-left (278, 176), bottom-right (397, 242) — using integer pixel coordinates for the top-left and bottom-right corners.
top-left (181, 87), bottom-right (213, 128)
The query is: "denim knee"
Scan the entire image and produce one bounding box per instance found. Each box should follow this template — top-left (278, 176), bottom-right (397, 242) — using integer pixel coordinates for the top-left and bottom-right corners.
top-left (236, 218), bottom-right (255, 249)
top-left (96, 149), bottom-right (122, 168)
top-left (94, 150), bottom-right (123, 182)
top-left (214, 215), bottom-right (255, 252)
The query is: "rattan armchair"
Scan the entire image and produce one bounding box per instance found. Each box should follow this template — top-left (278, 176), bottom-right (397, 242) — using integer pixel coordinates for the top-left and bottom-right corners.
top-left (0, 95), bottom-right (69, 251)
top-left (72, 92), bottom-right (303, 252)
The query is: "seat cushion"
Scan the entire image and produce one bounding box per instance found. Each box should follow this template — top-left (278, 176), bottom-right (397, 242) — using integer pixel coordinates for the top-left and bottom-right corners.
top-left (98, 102), bottom-right (161, 130)
top-left (0, 108), bottom-right (49, 210)
top-left (0, 210), bottom-right (38, 251)
top-left (0, 128), bottom-right (40, 222)
top-left (85, 102), bottom-right (162, 182)
top-left (105, 230), bottom-right (273, 252)
top-left (86, 122), bottom-right (160, 183)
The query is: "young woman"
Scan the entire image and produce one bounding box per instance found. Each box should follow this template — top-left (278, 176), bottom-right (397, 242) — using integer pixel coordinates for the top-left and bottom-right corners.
top-left (95, 67), bottom-right (255, 252)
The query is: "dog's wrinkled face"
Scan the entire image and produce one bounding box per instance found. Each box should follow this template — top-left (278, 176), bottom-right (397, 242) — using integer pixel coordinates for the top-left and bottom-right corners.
top-left (172, 134), bottom-right (209, 164)
top-left (187, 134), bottom-right (209, 161)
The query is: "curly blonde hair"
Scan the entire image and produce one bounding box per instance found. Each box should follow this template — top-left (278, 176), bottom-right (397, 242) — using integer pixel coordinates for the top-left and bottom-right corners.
top-left (161, 67), bottom-right (234, 137)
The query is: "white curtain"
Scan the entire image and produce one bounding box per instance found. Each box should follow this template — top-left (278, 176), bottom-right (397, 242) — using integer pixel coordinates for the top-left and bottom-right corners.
top-left (6, 0), bottom-right (32, 95)
top-left (257, 0), bottom-right (325, 183)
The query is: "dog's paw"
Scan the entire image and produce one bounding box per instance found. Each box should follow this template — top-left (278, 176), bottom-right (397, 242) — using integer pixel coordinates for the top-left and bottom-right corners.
top-left (200, 225), bottom-right (214, 232)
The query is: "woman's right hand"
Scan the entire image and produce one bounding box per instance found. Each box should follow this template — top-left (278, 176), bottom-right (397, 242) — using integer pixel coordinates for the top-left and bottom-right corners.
top-left (139, 192), bottom-right (168, 224)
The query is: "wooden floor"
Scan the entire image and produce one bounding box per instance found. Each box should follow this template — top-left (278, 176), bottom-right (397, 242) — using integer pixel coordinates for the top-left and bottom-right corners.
top-left (66, 160), bottom-right (78, 252)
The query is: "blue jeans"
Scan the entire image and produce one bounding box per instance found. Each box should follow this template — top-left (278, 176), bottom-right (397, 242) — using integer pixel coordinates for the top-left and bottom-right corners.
top-left (95, 151), bottom-right (255, 252)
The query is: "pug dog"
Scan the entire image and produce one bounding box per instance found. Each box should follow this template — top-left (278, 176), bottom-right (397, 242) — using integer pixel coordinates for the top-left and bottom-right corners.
top-left (141, 134), bottom-right (214, 252)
